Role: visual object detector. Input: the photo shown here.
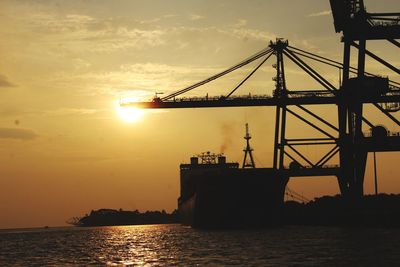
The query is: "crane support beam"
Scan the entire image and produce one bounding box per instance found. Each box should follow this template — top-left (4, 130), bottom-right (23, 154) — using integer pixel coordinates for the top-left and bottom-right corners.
top-left (283, 49), bottom-right (337, 92)
top-left (374, 103), bottom-right (400, 126)
top-left (283, 167), bottom-right (340, 177)
top-left (388, 39), bottom-right (400, 49)
top-left (362, 136), bottom-right (400, 152)
top-left (296, 105), bottom-right (339, 132)
top-left (286, 108), bottom-right (336, 139)
top-left (351, 42), bottom-right (400, 75)
top-left (126, 93), bottom-right (400, 109)
top-left (340, 24), bottom-right (400, 41)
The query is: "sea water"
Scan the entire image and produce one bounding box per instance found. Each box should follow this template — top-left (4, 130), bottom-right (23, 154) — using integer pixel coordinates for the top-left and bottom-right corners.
top-left (0, 224), bottom-right (399, 266)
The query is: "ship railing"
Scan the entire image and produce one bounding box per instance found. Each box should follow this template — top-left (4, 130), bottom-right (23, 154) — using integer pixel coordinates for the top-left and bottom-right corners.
top-left (141, 87), bottom-right (396, 104)
top-left (363, 131), bottom-right (400, 137)
top-left (155, 90), bottom-right (336, 103)
top-left (284, 164), bottom-right (339, 169)
top-left (303, 164), bottom-right (339, 169)
top-left (286, 90), bottom-right (335, 98)
top-left (164, 94), bottom-right (274, 102)
top-left (378, 88), bottom-right (400, 112)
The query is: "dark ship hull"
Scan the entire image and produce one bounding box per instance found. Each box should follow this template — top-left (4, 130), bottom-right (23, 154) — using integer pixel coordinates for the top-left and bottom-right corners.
top-left (178, 157), bottom-right (289, 229)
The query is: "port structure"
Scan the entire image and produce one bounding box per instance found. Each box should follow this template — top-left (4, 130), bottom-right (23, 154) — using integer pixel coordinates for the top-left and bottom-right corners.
top-left (331, 0), bottom-right (400, 197)
top-left (122, 0), bottom-right (400, 199)
top-left (242, 123), bottom-right (256, 169)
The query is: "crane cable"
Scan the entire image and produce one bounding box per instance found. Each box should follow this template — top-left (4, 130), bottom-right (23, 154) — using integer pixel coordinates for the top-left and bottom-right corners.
top-left (226, 51), bottom-right (274, 98)
top-left (285, 186), bottom-right (310, 203)
top-left (288, 45), bottom-right (400, 87)
top-left (161, 48), bottom-right (273, 100)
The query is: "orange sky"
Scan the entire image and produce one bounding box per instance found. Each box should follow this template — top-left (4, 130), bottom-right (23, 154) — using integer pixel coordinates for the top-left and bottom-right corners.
top-left (0, 0), bottom-right (399, 229)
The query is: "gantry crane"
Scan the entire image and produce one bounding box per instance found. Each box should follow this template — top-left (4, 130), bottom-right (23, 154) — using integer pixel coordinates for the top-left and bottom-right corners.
top-left (330, 0), bottom-right (400, 197)
top-left (122, 0), bottom-right (400, 199)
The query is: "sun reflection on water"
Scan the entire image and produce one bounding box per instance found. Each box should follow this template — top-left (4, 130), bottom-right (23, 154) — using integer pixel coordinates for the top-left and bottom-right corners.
top-left (2, 224), bottom-right (400, 266)
top-left (97, 225), bottom-right (178, 266)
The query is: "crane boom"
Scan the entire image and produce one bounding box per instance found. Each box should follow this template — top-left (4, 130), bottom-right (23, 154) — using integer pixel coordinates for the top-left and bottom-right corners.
top-left (123, 91), bottom-right (400, 109)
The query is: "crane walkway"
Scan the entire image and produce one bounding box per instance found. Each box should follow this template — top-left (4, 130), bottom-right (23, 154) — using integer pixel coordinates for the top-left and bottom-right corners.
top-left (127, 90), bottom-right (400, 109)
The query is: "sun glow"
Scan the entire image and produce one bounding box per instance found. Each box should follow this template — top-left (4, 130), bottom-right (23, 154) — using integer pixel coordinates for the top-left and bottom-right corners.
top-left (117, 106), bottom-right (145, 123)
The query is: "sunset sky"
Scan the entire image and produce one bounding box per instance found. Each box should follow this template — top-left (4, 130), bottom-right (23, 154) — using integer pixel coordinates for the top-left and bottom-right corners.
top-left (0, 0), bottom-right (399, 229)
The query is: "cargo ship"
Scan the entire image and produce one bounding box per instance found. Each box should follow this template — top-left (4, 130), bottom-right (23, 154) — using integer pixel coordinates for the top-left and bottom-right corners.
top-left (178, 124), bottom-right (289, 229)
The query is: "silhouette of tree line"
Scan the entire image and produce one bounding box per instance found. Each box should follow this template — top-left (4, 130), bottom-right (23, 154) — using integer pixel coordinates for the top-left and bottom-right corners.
top-left (68, 209), bottom-right (178, 227)
top-left (68, 194), bottom-right (400, 228)
top-left (284, 194), bottom-right (400, 227)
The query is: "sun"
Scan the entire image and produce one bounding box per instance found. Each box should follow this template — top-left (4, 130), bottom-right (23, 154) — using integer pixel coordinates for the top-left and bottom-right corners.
top-left (117, 106), bottom-right (145, 123)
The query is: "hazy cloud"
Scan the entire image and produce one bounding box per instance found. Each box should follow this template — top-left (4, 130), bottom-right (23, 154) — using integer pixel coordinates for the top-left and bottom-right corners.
top-left (72, 62), bottom-right (248, 97)
top-left (235, 19), bottom-right (248, 27)
top-left (231, 28), bottom-right (275, 42)
top-left (20, 12), bottom-right (166, 52)
top-left (163, 14), bottom-right (177, 19)
top-left (0, 128), bottom-right (38, 140)
top-left (307, 10), bottom-right (332, 17)
top-left (189, 14), bottom-right (205, 21)
top-left (45, 108), bottom-right (98, 116)
top-left (0, 74), bottom-right (14, 87)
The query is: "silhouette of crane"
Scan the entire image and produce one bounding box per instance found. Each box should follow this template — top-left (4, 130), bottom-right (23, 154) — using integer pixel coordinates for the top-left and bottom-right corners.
top-left (330, 0), bottom-right (400, 197)
top-left (122, 0), bottom-right (400, 199)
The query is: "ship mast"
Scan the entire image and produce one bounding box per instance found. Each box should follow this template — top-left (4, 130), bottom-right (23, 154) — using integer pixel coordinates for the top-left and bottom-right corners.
top-left (242, 123), bottom-right (256, 168)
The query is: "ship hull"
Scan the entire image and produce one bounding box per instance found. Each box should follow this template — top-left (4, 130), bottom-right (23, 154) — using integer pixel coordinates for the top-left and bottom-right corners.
top-left (178, 167), bottom-right (289, 229)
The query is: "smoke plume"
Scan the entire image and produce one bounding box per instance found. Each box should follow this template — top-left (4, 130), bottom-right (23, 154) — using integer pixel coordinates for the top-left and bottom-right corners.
top-left (220, 122), bottom-right (235, 153)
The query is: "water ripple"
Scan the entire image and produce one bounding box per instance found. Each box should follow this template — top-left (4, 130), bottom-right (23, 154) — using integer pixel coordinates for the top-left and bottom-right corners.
top-left (0, 224), bottom-right (399, 266)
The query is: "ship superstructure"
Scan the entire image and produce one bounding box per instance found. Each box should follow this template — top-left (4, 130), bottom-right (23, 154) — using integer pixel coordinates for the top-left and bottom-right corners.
top-left (178, 130), bottom-right (289, 228)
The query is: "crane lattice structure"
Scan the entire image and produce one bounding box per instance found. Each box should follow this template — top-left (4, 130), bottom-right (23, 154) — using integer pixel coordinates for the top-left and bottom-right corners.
top-left (331, 0), bottom-right (400, 197)
top-left (122, 0), bottom-right (400, 199)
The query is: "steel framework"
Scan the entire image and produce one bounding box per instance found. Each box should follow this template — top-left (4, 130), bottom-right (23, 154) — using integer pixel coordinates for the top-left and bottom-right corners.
top-left (242, 123), bottom-right (256, 169)
top-left (122, 0), bottom-right (400, 198)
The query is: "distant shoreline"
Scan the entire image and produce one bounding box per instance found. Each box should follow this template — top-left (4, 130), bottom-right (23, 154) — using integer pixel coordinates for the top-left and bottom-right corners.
top-left (67, 209), bottom-right (179, 227)
top-left (284, 193), bottom-right (400, 228)
top-left (67, 193), bottom-right (400, 228)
